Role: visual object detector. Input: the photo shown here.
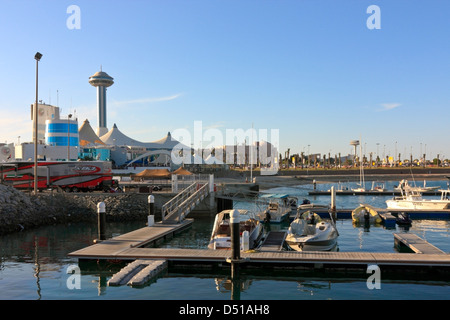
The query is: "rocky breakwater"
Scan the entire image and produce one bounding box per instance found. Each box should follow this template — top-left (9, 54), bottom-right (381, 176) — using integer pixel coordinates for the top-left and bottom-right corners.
top-left (0, 184), bottom-right (163, 236)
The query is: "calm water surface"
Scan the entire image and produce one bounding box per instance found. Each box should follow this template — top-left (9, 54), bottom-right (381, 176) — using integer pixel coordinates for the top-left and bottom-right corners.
top-left (1, 180), bottom-right (449, 300)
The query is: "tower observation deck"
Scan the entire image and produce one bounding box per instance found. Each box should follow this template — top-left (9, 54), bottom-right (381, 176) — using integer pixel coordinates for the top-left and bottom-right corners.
top-left (89, 69), bottom-right (114, 137)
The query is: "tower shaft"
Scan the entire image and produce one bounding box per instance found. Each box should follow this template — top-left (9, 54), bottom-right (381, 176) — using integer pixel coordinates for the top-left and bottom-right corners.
top-left (97, 86), bottom-right (108, 136)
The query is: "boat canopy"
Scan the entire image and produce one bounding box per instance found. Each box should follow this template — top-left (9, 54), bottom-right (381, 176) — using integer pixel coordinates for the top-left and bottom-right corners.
top-left (260, 193), bottom-right (290, 199)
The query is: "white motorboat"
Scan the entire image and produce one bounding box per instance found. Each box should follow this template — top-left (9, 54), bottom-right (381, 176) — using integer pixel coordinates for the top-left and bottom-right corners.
top-left (256, 194), bottom-right (297, 223)
top-left (297, 198), bottom-right (329, 213)
top-left (394, 179), bottom-right (440, 193)
top-left (285, 211), bottom-right (338, 251)
top-left (208, 209), bottom-right (263, 250)
top-left (351, 204), bottom-right (382, 224)
top-left (386, 188), bottom-right (450, 210)
top-left (370, 181), bottom-right (387, 192)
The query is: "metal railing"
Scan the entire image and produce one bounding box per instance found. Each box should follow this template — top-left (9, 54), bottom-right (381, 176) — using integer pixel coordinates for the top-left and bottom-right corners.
top-left (162, 182), bottom-right (210, 223)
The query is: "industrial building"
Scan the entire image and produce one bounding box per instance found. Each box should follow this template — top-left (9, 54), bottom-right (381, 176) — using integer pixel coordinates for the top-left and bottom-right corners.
top-left (3, 68), bottom-right (273, 172)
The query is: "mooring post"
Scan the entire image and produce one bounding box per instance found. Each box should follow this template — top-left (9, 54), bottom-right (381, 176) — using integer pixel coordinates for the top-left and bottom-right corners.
top-left (331, 185), bottom-right (336, 220)
top-left (97, 202), bottom-right (106, 241)
top-left (148, 195), bottom-right (155, 227)
top-left (330, 186), bottom-right (335, 209)
top-left (230, 209), bottom-right (240, 279)
top-left (231, 209), bottom-right (240, 261)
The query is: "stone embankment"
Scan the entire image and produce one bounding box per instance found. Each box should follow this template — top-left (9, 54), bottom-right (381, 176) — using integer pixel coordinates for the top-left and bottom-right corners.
top-left (0, 184), bottom-right (168, 236)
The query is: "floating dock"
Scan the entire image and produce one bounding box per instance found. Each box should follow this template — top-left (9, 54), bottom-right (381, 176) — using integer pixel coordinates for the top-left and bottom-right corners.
top-left (394, 233), bottom-right (446, 254)
top-left (108, 259), bottom-right (168, 287)
top-left (308, 190), bottom-right (442, 196)
top-left (69, 219), bottom-right (450, 274)
top-left (297, 207), bottom-right (450, 220)
top-left (69, 219), bottom-right (193, 259)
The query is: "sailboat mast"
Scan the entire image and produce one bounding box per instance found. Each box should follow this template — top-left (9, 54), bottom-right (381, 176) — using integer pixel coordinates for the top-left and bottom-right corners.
top-left (360, 137), bottom-right (364, 188)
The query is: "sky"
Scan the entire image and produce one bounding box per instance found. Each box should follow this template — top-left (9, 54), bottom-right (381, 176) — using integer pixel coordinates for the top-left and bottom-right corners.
top-left (1, 0), bottom-right (450, 160)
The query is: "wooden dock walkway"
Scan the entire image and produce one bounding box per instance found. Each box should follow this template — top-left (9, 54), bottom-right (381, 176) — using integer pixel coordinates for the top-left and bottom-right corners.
top-left (304, 207), bottom-right (450, 221)
top-left (308, 190), bottom-right (442, 196)
top-left (69, 219), bottom-right (193, 259)
top-left (71, 246), bottom-right (450, 269)
top-left (394, 233), bottom-right (446, 254)
top-left (69, 220), bottom-right (450, 271)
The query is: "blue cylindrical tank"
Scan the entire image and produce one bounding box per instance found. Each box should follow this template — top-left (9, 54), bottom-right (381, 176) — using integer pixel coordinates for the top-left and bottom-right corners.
top-left (45, 119), bottom-right (79, 147)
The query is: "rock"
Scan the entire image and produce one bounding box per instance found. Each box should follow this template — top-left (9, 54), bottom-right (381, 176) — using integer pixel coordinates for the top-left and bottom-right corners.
top-left (0, 185), bottom-right (157, 236)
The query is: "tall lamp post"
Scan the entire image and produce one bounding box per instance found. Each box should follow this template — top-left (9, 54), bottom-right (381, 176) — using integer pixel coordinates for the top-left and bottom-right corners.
top-left (67, 114), bottom-right (72, 161)
top-left (34, 52), bottom-right (42, 195)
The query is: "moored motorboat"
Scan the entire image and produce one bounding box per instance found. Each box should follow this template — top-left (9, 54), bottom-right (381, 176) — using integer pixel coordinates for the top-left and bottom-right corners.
top-left (396, 212), bottom-right (412, 225)
top-left (208, 209), bottom-right (263, 250)
top-left (285, 211), bottom-right (338, 251)
top-left (394, 179), bottom-right (440, 193)
top-left (386, 188), bottom-right (450, 210)
top-left (351, 204), bottom-right (382, 224)
top-left (256, 194), bottom-right (297, 223)
top-left (370, 181), bottom-right (387, 192)
top-left (298, 198), bottom-right (329, 210)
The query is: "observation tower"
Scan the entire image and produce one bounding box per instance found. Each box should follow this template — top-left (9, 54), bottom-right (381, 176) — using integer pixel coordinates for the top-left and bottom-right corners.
top-left (89, 68), bottom-right (114, 137)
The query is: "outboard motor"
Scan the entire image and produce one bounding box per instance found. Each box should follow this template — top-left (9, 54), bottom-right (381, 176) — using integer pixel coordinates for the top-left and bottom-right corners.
top-left (264, 209), bottom-right (271, 223)
top-left (363, 209), bottom-right (370, 222)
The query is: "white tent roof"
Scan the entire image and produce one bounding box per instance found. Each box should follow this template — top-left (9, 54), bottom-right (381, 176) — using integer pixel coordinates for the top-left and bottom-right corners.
top-left (145, 132), bottom-right (184, 149)
top-left (100, 123), bottom-right (187, 150)
top-left (100, 124), bottom-right (147, 147)
top-left (78, 119), bottom-right (106, 147)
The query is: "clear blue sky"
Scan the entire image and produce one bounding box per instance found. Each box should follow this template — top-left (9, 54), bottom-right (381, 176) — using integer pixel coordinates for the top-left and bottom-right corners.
top-left (1, 0), bottom-right (450, 160)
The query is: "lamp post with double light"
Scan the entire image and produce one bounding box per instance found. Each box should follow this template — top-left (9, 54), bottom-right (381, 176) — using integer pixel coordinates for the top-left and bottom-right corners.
top-left (34, 52), bottom-right (42, 194)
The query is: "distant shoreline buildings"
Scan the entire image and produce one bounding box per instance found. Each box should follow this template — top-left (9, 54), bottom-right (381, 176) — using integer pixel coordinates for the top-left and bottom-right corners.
top-left (1, 68), bottom-right (446, 169)
top-left (0, 68), bottom-right (280, 171)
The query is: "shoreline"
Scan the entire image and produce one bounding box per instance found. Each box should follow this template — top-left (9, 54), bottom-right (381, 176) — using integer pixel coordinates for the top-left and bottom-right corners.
top-left (216, 171), bottom-right (450, 190)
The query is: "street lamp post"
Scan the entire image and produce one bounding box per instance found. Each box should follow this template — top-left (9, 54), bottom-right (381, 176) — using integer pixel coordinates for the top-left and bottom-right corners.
top-left (34, 52), bottom-right (42, 195)
top-left (67, 114), bottom-right (72, 161)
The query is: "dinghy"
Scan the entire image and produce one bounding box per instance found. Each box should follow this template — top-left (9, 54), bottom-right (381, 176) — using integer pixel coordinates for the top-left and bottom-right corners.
top-left (351, 204), bottom-right (382, 224)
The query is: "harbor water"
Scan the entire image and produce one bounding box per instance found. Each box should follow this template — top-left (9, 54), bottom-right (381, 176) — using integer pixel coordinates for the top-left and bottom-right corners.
top-left (1, 180), bottom-right (449, 300)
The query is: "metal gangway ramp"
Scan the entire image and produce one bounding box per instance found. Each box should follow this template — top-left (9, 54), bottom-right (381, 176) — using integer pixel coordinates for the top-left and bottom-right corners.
top-left (259, 231), bottom-right (287, 252)
top-left (162, 182), bottom-right (210, 223)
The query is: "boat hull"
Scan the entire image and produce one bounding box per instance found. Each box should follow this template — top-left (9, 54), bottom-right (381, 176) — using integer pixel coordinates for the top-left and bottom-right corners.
top-left (285, 237), bottom-right (338, 251)
top-left (352, 205), bottom-right (382, 224)
top-left (386, 200), bottom-right (450, 210)
top-left (256, 210), bottom-right (290, 223)
top-left (208, 226), bottom-right (263, 250)
top-left (208, 209), bottom-right (263, 250)
top-left (285, 218), bottom-right (338, 252)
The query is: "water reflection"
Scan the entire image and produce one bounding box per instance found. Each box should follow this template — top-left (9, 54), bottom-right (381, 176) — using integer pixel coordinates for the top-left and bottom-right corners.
top-left (33, 236), bottom-right (41, 300)
top-left (1, 179), bottom-right (450, 299)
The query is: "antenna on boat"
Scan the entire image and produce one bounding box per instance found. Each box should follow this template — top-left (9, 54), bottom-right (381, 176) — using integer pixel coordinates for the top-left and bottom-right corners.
top-left (250, 122), bottom-right (253, 183)
top-left (360, 135), bottom-right (364, 189)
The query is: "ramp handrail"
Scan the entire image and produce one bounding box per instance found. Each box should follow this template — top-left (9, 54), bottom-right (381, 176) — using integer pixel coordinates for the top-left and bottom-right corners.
top-left (162, 182), bottom-right (210, 222)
